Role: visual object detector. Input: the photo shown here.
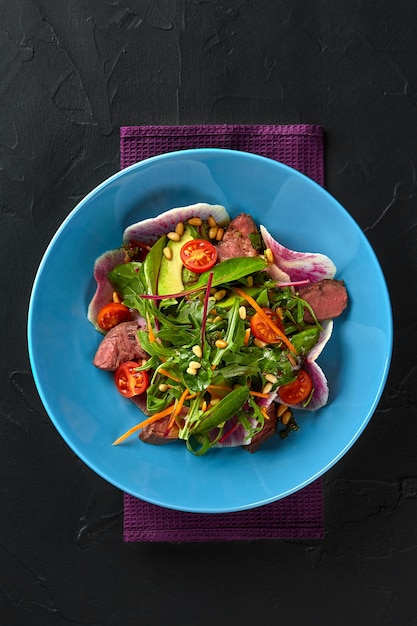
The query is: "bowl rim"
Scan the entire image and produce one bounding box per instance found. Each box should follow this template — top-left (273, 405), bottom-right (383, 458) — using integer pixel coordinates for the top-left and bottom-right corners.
top-left (27, 147), bottom-right (394, 512)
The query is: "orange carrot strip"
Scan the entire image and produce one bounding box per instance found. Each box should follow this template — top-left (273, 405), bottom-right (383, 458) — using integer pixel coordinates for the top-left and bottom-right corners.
top-left (112, 404), bottom-right (175, 445)
top-left (146, 312), bottom-right (156, 342)
top-left (166, 387), bottom-right (190, 431)
top-left (244, 327), bottom-right (251, 345)
top-left (159, 368), bottom-right (181, 383)
top-left (249, 390), bottom-right (270, 398)
top-left (207, 384), bottom-right (233, 392)
top-left (234, 287), bottom-right (297, 354)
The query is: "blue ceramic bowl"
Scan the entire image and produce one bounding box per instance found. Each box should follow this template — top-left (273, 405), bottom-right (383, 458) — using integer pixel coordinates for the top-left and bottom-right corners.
top-left (28, 149), bottom-right (392, 513)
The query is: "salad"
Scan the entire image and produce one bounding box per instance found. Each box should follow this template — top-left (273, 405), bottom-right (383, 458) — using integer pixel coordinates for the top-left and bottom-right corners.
top-left (88, 203), bottom-right (348, 455)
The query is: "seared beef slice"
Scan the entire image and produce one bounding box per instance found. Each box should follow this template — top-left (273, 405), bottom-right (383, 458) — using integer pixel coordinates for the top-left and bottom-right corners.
top-left (216, 213), bottom-right (259, 261)
top-left (93, 321), bottom-right (148, 371)
top-left (298, 279), bottom-right (348, 322)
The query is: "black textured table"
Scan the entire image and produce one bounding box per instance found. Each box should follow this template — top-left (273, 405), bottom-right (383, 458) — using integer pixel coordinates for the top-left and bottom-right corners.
top-left (2, 2), bottom-right (416, 624)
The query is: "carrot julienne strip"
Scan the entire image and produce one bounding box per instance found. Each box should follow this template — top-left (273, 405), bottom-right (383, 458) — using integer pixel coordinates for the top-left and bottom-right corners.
top-left (112, 404), bottom-right (175, 445)
top-left (165, 387), bottom-right (190, 434)
top-left (159, 368), bottom-right (181, 383)
top-left (146, 312), bottom-right (156, 342)
top-left (234, 287), bottom-right (297, 354)
top-left (249, 390), bottom-right (270, 398)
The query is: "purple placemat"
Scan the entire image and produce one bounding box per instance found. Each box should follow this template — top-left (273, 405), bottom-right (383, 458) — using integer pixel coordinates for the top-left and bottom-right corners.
top-left (121, 124), bottom-right (325, 542)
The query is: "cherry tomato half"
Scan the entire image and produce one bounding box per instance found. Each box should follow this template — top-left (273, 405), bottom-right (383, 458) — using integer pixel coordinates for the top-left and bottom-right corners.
top-left (180, 239), bottom-right (218, 274)
top-left (97, 302), bottom-right (132, 331)
top-left (114, 361), bottom-right (149, 398)
top-left (250, 308), bottom-right (285, 344)
top-left (278, 369), bottom-right (313, 405)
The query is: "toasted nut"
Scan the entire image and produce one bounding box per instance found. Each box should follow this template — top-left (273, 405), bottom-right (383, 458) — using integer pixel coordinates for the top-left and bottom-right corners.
top-left (277, 404), bottom-right (289, 418)
top-left (189, 361), bottom-right (202, 369)
top-left (276, 306), bottom-right (284, 320)
top-left (208, 215), bottom-right (217, 227)
top-left (112, 291), bottom-right (121, 303)
top-left (246, 275), bottom-right (254, 287)
top-left (175, 221), bottom-right (184, 236)
top-left (216, 227), bottom-right (224, 241)
top-left (265, 373), bottom-right (277, 384)
top-left (201, 400), bottom-right (208, 411)
top-left (192, 345), bottom-right (203, 358)
top-left (215, 339), bottom-right (228, 349)
top-left (167, 231), bottom-right (180, 241)
top-left (239, 305), bottom-right (247, 320)
top-left (281, 409), bottom-right (293, 425)
top-left (209, 397), bottom-right (221, 406)
top-left (214, 289), bottom-right (227, 301)
top-left (210, 287), bottom-right (217, 295)
top-left (254, 338), bottom-right (268, 348)
top-left (187, 216), bottom-right (202, 226)
top-left (186, 366), bottom-right (197, 375)
top-left (262, 382), bottom-right (273, 394)
top-left (212, 315), bottom-right (222, 323)
top-left (208, 226), bottom-right (218, 239)
top-left (163, 246), bottom-right (173, 260)
top-left (265, 248), bottom-right (274, 263)
top-left (158, 383), bottom-right (169, 392)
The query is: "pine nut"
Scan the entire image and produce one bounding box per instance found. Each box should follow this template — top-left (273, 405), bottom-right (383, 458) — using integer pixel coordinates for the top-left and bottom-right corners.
top-left (214, 289), bottom-right (226, 301)
top-left (281, 409), bottom-right (292, 426)
top-left (208, 226), bottom-right (218, 239)
top-left (262, 382), bottom-right (273, 394)
top-left (215, 339), bottom-right (228, 349)
top-left (265, 373), bottom-right (277, 384)
top-left (265, 248), bottom-right (274, 263)
top-left (192, 345), bottom-right (203, 358)
top-left (163, 246), bottom-right (172, 260)
top-left (186, 366), bottom-right (197, 375)
top-left (246, 275), bottom-right (254, 287)
top-left (277, 403), bottom-right (289, 418)
top-left (239, 305), bottom-right (247, 320)
top-left (167, 231), bottom-right (180, 241)
top-left (189, 361), bottom-right (201, 369)
top-left (254, 338), bottom-right (268, 348)
top-left (158, 383), bottom-right (169, 392)
top-left (213, 315), bottom-right (222, 323)
top-left (112, 291), bottom-right (121, 303)
top-left (201, 400), bottom-right (208, 411)
top-left (187, 217), bottom-right (202, 226)
top-left (210, 397), bottom-right (221, 406)
top-left (208, 215), bottom-right (217, 227)
top-left (216, 227), bottom-right (224, 241)
top-left (175, 221), bottom-right (184, 236)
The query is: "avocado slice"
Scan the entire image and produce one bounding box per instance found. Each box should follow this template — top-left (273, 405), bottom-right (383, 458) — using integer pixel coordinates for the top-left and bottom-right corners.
top-left (157, 227), bottom-right (195, 295)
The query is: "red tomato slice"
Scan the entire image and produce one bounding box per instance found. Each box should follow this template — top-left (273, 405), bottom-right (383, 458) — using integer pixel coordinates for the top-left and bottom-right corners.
top-left (97, 302), bottom-right (132, 331)
top-left (250, 308), bottom-right (285, 344)
top-left (278, 369), bottom-right (313, 405)
top-left (180, 239), bottom-right (217, 274)
top-left (114, 361), bottom-right (149, 398)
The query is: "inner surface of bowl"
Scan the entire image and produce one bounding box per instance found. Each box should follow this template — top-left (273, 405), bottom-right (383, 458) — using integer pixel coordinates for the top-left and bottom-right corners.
top-left (28, 149), bottom-right (392, 513)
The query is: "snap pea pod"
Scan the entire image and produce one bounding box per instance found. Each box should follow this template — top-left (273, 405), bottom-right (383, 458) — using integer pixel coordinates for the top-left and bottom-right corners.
top-left (192, 385), bottom-right (250, 433)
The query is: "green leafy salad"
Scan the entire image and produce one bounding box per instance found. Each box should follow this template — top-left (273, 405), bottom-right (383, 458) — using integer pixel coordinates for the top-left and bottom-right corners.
top-left (88, 203), bottom-right (345, 455)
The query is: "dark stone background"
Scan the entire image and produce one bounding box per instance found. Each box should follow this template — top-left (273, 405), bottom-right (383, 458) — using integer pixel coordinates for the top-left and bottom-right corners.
top-left (1, 1), bottom-right (416, 624)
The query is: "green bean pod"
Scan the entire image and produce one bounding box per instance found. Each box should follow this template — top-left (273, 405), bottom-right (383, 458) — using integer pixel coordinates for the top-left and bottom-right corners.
top-left (193, 385), bottom-right (250, 433)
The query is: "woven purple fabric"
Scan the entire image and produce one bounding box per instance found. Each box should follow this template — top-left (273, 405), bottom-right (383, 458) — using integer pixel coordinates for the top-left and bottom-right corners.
top-left (121, 124), bottom-right (325, 542)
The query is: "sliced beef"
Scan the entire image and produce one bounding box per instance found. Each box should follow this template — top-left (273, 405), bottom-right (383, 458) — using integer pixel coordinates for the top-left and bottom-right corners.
top-left (298, 279), bottom-right (348, 322)
top-left (216, 213), bottom-right (259, 261)
top-left (243, 402), bottom-right (278, 453)
top-left (93, 321), bottom-right (149, 371)
top-left (139, 415), bottom-right (179, 445)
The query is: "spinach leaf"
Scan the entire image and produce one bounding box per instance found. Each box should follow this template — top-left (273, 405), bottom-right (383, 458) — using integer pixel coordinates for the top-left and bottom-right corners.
top-left (193, 256), bottom-right (267, 289)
